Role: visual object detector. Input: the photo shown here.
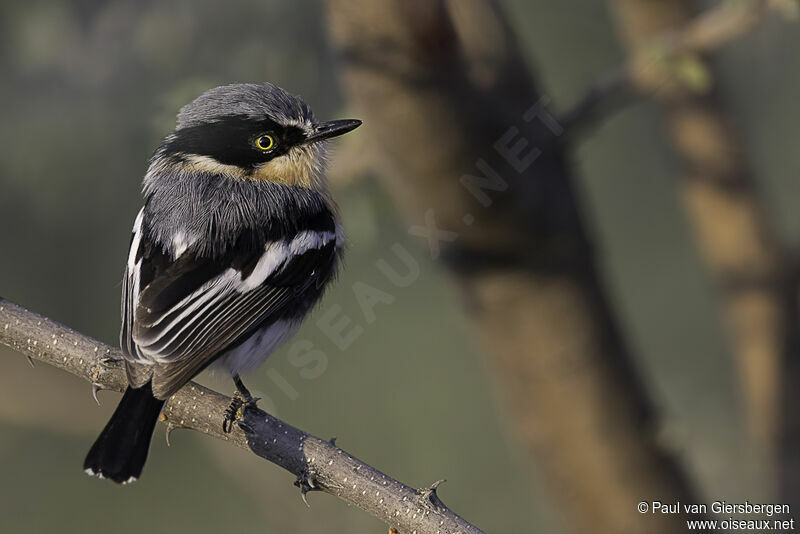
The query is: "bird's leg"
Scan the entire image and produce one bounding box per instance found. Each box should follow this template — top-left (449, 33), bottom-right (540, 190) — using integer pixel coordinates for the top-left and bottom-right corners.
top-left (232, 373), bottom-right (256, 404)
top-left (222, 373), bottom-right (260, 433)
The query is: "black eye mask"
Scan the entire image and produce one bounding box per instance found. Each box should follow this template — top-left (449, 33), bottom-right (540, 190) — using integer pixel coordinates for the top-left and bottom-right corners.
top-left (163, 115), bottom-right (306, 170)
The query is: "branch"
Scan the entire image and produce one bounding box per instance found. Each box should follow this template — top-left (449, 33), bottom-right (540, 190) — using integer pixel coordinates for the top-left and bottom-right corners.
top-left (0, 297), bottom-right (484, 534)
top-left (325, 2), bottom-right (710, 533)
top-left (562, 0), bottom-right (794, 133)
top-left (605, 0), bottom-right (800, 505)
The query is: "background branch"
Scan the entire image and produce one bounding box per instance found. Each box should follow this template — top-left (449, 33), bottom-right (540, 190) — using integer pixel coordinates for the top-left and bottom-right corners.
top-left (606, 0), bottom-right (800, 505)
top-left (562, 0), bottom-right (793, 134)
top-left (0, 297), bottom-right (484, 534)
top-left (325, 1), bottom-right (709, 532)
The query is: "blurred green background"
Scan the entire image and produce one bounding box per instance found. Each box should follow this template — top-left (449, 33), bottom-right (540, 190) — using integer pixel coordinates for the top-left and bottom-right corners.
top-left (0, 1), bottom-right (797, 532)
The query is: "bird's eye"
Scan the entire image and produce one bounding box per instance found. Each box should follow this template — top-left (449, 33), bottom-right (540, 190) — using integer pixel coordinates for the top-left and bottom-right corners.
top-left (255, 134), bottom-right (275, 151)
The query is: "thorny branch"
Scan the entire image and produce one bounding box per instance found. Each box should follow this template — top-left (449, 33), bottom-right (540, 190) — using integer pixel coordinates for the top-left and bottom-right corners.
top-left (561, 0), bottom-right (797, 133)
top-left (0, 297), bottom-right (484, 534)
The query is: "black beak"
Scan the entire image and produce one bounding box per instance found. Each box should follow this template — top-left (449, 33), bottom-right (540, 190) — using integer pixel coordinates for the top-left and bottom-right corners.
top-left (306, 119), bottom-right (362, 143)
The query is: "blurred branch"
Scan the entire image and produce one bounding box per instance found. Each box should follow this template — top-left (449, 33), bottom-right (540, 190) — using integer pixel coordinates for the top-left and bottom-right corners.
top-left (606, 0), bottom-right (800, 504)
top-left (562, 0), bottom-right (792, 133)
top-left (0, 297), bottom-right (484, 534)
top-left (325, 1), bottom-right (708, 533)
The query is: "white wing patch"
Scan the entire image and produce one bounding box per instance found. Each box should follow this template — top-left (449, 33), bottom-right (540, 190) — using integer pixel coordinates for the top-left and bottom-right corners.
top-left (238, 242), bottom-right (291, 292)
top-left (172, 231), bottom-right (197, 259)
top-left (127, 208), bottom-right (144, 270)
top-left (239, 230), bottom-right (336, 292)
top-left (290, 229), bottom-right (336, 255)
top-left (123, 208), bottom-right (149, 364)
top-left (125, 229), bottom-right (336, 366)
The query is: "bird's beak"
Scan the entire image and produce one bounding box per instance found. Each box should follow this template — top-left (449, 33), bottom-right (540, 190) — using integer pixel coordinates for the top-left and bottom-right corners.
top-left (306, 119), bottom-right (362, 143)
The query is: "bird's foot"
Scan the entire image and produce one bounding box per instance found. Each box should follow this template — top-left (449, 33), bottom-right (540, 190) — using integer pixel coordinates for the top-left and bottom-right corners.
top-left (222, 391), bottom-right (261, 433)
top-left (222, 392), bottom-right (244, 433)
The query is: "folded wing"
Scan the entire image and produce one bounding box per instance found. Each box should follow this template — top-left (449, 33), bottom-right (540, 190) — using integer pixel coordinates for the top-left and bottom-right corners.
top-left (121, 209), bottom-right (337, 398)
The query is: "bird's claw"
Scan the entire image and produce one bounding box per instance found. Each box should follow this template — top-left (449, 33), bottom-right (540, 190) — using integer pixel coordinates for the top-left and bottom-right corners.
top-left (99, 357), bottom-right (123, 368)
top-left (221, 392), bottom-right (260, 433)
top-left (222, 395), bottom-right (243, 433)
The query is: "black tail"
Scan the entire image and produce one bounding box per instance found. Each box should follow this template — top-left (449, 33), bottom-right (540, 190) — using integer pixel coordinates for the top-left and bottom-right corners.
top-left (83, 382), bottom-right (164, 484)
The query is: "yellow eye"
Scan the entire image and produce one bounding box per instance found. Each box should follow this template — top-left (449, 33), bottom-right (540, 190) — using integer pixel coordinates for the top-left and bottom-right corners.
top-left (255, 134), bottom-right (275, 151)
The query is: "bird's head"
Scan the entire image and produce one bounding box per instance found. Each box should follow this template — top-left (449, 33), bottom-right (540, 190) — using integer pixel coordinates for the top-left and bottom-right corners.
top-left (151, 83), bottom-right (360, 191)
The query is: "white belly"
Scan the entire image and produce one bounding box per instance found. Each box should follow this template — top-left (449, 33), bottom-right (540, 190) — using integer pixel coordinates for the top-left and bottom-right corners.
top-left (220, 319), bottom-right (302, 374)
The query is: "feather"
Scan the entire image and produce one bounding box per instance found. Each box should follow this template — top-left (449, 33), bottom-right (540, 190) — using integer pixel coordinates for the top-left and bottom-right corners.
top-left (120, 201), bottom-right (339, 399)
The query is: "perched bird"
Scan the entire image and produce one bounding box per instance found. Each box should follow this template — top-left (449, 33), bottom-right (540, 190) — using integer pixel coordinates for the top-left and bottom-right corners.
top-left (83, 83), bottom-right (360, 484)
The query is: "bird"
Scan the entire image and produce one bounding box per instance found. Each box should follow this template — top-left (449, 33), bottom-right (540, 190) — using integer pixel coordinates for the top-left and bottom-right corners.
top-left (83, 82), bottom-right (360, 484)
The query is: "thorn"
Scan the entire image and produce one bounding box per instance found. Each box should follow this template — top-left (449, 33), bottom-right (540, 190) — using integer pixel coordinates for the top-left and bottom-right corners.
top-left (165, 423), bottom-right (177, 447)
top-left (329, 437), bottom-right (337, 446)
top-left (26, 356), bottom-right (35, 368)
top-left (91, 383), bottom-right (104, 405)
top-left (294, 470), bottom-right (318, 507)
top-left (99, 357), bottom-right (122, 368)
top-left (421, 479), bottom-right (446, 505)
